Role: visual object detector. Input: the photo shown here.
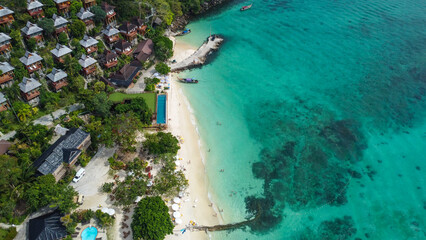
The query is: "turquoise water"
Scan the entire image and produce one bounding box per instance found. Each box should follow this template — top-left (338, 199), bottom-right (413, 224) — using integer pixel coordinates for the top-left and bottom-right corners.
top-left (177, 0), bottom-right (426, 239)
top-left (81, 226), bottom-right (98, 240)
top-left (157, 94), bottom-right (167, 124)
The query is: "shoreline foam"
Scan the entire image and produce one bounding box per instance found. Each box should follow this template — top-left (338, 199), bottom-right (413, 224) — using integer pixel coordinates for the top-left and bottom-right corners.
top-left (165, 37), bottom-right (222, 240)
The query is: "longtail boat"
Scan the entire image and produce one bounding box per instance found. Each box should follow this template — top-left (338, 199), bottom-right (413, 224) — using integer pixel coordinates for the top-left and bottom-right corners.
top-left (240, 3), bottom-right (252, 11)
top-left (178, 78), bottom-right (199, 83)
top-left (178, 29), bottom-right (191, 36)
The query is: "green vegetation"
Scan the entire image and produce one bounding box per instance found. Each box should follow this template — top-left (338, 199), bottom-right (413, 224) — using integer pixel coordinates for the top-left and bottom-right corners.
top-left (0, 227), bottom-right (17, 240)
top-left (144, 132), bottom-right (180, 155)
top-left (155, 62), bottom-right (171, 75)
top-left (58, 32), bottom-right (68, 45)
top-left (153, 36), bottom-right (174, 61)
top-left (69, 19), bottom-right (86, 39)
top-left (132, 196), bottom-right (174, 240)
top-left (38, 18), bottom-right (55, 36)
top-left (91, 6), bottom-right (106, 24)
top-left (152, 154), bottom-right (188, 196)
top-left (109, 92), bottom-right (156, 111)
top-left (144, 77), bottom-right (160, 91)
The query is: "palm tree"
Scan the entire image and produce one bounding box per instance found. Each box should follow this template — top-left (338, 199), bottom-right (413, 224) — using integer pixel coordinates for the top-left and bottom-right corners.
top-left (17, 107), bottom-right (32, 122)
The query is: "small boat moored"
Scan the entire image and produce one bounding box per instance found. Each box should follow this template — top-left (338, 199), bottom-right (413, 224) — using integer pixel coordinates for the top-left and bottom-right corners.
top-left (178, 77), bottom-right (199, 83)
top-left (178, 29), bottom-right (191, 36)
top-left (240, 3), bottom-right (252, 11)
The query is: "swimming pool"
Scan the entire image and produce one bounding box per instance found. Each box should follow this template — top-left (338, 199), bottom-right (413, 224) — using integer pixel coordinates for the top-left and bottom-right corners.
top-left (81, 226), bottom-right (98, 240)
top-left (157, 95), bottom-right (166, 124)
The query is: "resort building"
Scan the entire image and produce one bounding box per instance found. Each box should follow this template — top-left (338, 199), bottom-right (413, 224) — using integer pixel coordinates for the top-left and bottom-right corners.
top-left (47, 68), bottom-right (68, 92)
top-left (28, 210), bottom-right (67, 240)
top-left (104, 51), bottom-right (118, 69)
top-left (20, 51), bottom-right (43, 74)
top-left (0, 92), bottom-right (8, 112)
top-left (79, 35), bottom-right (98, 54)
top-left (102, 25), bottom-right (120, 45)
top-left (52, 14), bottom-right (68, 36)
top-left (0, 62), bottom-right (15, 88)
top-left (19, 77), bottom-right (41, 105)
top-left (79, 54), bottom-right (97, 75)
top-left (82, 0), bottom-right (96, 9)
top-left (54, 0), bottom-right (70, 15)
top-left (50, 43), bottom-right (72, 63)
top-left (101, 2), bottom-right (116, 25)
top-left (114, 39), bottom-right (133, 56)
top-left (0, 5), bottom-right (14, 27)
top-left (134, 39), bottom-right (154, 62)
top-left (27, 0), bottom-right (44, 18)
top-left (77, 8), bottom-right (95, 29)
top-left (132, 17), bottom-right (147, 35)
top-left (109, 60), bottom-right (142, 88)
top-left (119, 22), bottom-right (137, 43)
top-left (33, 128), bottom-right (91, 181)
top-left (0, 33), bottom-right (12, 57)
top-left (21, 22), bottom-right (44, 44)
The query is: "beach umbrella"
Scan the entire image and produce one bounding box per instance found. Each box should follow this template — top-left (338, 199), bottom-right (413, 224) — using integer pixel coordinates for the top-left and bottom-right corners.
top-left (135, 196), bottom-right (142, 203)
top-left (175, 218), bottom-right (183, 224)
top-left (179, 191), bottom-right (184, 197)
top-left (173, 211), bottom-right (181, 218)
top-left (172, 204), bottom-right (179, 211)
top-left (173, 197), bottom-right (181, 203)
top-left (175, 160), bottom-right (180, 166)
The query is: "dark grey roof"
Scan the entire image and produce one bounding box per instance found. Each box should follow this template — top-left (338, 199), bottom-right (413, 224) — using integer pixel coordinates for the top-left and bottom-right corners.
top-left (0, 62), bottom-right (14, 73)
top-left (0, 92), bottom-right (6, 104)
top-left (27, 0), bottom-right (44, 10)
top-left (54, 0), bottom-right (68, 3)
top-left (47, 68), bottom-right (67, 82)
top-left (20, 51), bottom-right (43, 66)
top-left (19, 77), bottom-right (41, 93)
top-left (34, 128), bottom-right (89, 176)
top-left (21, 21), bottom-right (43, 36)
top-left (50, 44), bottom-right (72, 58)
top-left (78, 54), bottom-right (97, 68)
top-left (0, 6), bottom-right (14, 18)
top-left (28, 210), bottom-right (67, 240)
top-left (77, 8), bottom-right (94, 20)
top-left (102, 25), bottom-right (119, 37)
top-left (79, 35), bottom-right (98, 48)
top-left (52, 14), bottom-right (68, 28)
top-left (0, 33), bottom-right (11, 44)
top-left (109, 60), bottom-right (142, 88)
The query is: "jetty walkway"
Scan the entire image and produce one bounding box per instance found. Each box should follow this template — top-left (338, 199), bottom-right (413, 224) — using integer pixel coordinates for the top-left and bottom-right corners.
top-left (170, 35), bottom-right (224, 72)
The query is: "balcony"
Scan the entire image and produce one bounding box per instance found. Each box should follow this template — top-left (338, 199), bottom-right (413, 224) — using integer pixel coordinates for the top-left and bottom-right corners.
top-left (28, 8), bottom-right (43, 17)
top-left (121, 30), bottom-right (137, 40)
top-left (57, 2), bottom-right (70, 9)
top-left (0, 73), bottom-right (13, 84)
top-left (26, 62), bottom-right (42, 73)
top-left (0, 16), bottom-right (14, 25)
top-left (86, 46), bottom-right (98, 54)
top-left (51, 79), bottom-right (68, 91)
top-left (55, 26), bottom-right (68, 34)
top-left (0, 43), bottom-right (11, 54)
top-left (83, 65), bottom-right (96, 75)
top-left (105, 34), bottom-right (119, 43)
top-left (22, 89), bottom-right (40, 101)
top-left (104, 59), bottom-right (117, 69)
top-left (0, 103), bottom-right (8, 112)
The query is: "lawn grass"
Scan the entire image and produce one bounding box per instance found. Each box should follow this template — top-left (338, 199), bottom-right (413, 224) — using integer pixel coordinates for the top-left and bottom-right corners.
top-left (109, 92), bottom-right (157, 112)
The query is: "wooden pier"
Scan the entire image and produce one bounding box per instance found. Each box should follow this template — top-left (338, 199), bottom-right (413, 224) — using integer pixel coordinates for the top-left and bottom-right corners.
top-left (170, 35), bottom-right (224, 72)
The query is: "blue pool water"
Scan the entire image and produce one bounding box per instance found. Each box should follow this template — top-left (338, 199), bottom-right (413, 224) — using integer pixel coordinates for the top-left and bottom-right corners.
top-left (81, 227), bottom-right (98, 240)
top-left (157, 95), bottom-right (167, 124)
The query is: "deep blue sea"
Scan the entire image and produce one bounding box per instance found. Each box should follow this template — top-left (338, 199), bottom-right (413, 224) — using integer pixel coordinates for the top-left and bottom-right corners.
top-left (177, 0), bottom-right (426, 239)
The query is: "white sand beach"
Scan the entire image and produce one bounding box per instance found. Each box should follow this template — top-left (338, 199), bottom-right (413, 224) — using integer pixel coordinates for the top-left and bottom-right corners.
top-left (165, 38), bottom-right (221, 240)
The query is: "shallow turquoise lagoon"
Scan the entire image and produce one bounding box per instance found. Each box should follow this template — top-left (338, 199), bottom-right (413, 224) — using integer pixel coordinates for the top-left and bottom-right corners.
top-left (178, 0), bottom-right (426, 239)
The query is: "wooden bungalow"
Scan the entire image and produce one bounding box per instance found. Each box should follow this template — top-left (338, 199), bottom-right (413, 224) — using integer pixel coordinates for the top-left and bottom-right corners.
top-left (78, 54), bottom-right (97, 75)
top-left (134, 39), bottom-right (154, 63)
top-left (0, 62), bottom-right (15, 88)
top-left (53, 14), bottom-right (69, 35)
top-left (79, 35), bottom-right (98, 54)
top-left (20, 51), bottom-right (43, 74)
top-left (0, 92), bottom-right (8, 112)
top-left (54, 0), bottom-right (70, 15)
top-left (82, 0), bottom-right (96, 9)
top-left (101, 2), bottom-right (116, 25)
top-left (46, 68), bottom-right (68, 91)
top-left (0, 5), bottom-right (14, 27)
top-left (132, 17), bottom-right (147, 35)
top-left (119, 22), bottom-right (137, 43)
top-left (77, 8), bottom-right (95, 29)
top-left (101, 25), bottom-right (120, 45)
top-left (0, 33), bottom-right (12, 57)
top-left (50, 43), bottom-right (72, 63)
top-left (109, 60), bottom-right (142, 88)
top-left (27, 0), bottom-right (44, 18)
top-left (104, 51), bottom-right (118, 69)
top-left (19, 77), bottom-right (41, 105)
top-left (21, 21), bottom-right (44, 44)
top-left (114, 39), bottom-right (133, 56)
